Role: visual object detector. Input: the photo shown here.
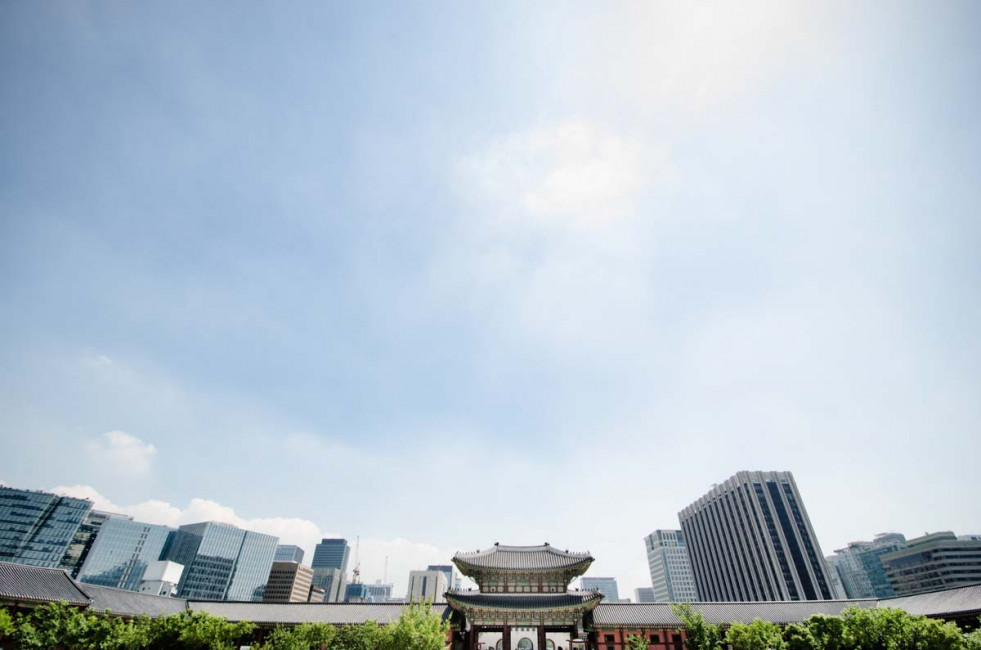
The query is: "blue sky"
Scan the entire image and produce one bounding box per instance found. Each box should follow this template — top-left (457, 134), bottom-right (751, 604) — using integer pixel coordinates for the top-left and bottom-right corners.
top-left (2, 1), bottom-right (980, 595)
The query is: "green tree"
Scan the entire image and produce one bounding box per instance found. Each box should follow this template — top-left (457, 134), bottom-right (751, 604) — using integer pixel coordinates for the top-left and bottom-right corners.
top-left (782, 623), bottom-right (817, 650)
top-left (0, 608), bottom-right (15, 640)
top-left (806, 613), bottom-right (845, 650)
top-left (725, 619), bottom-right (786, 650)
top-left (671, 603), bottom-right (722, 650)
top-left (177, 611), bottom-right (256, 650)
top-left (332, 620), bottom-right (385, 650)
top-left (625, 633), bottom-right (650, 650)
top-left (383, 601), bottom-right (450, 650)
top-left (12, 601), bottom-right (94, 649)
top-left (964, 621), bottom-right (981, 650)
top-left (255, 623), bottom-right (337, 650)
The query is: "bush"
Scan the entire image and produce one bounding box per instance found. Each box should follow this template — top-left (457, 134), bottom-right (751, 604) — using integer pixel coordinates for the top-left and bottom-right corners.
top-left (724, 619), bottom-right (786, 650)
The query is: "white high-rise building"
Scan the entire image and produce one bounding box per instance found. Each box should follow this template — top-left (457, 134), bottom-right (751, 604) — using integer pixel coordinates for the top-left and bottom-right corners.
top-left (645, 530), bottom-right (699, 602)
top-left (407, 569), bottom-right (448, 603)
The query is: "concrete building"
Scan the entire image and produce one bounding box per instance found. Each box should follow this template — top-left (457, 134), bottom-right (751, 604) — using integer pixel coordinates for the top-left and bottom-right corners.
top-left (634, 587), bottom-right (655, 603)
top-left (263, 561), bottom-right (314, 603)
top-left (645, 529), bottom-right (699, 602)
top-left (0, 486), bottom-right (92, 568)
top-left (680, 471), bottom-right (835, 601)
top-left (824, 554), bottom-right (847, 599)
top-left (163, 521), bottom-right (278, 601)
top-left (407, 569), bottom-right (447, 603)
top-left (581, 577), bottom-right (620, 602)
top-left (139, 560), bottom-right (184, 597)
top-left (273, 545), bottom-right (305, 565)
top-left (881, 532), bottom-right (981, 596)
top-left (76, 518), bottom-right (176, 592)
top-left (308, 585), bottom-right (327, 602)
top-left (312, 567), bottom-right (345, 603)
top-left (427, 564), bottom-right (459, 591)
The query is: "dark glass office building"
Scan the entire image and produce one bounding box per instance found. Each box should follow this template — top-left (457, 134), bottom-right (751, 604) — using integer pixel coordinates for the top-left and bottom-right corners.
top-left (274, 544), bottom-right (305, 564)
top-left (0, 487), bottom-right (92, 568)
top-left (679, 471), bottom-right (834, 601)
top-left (164, 522), bottom-right (278, 601)
top-left (75, 517), bottom-right (175, 591)
top-left (311, 538), bottom-right (349, 573)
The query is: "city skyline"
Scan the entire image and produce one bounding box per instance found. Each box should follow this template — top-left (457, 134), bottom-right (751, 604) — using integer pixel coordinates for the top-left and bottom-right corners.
top-left (2, 1), bottom-right (980, 600)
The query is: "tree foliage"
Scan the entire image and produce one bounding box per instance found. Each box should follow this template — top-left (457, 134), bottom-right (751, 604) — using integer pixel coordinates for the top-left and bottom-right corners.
top-left (725, 619), bottom-right (786, 650)
top-left (671, 602), bottom-right (722, 650)
top-left (624, 633), bottom-right (649, 650)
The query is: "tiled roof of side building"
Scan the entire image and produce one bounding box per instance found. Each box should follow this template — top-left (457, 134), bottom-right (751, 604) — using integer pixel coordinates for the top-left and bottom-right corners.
top-left (190, 602), bottom-right (452, 625)
top-left (877, 583), bottom-right (981, 618)
top-left (453, 543), bottom-right (593, 571)
top-left (446, 592), bottom-right (602, 610)
top-left (0, 561), bottom-right (91, 606)
top-left (592, 600), bottom-right (879, 627)
top-left (79, 584), bottom-right (189, 618)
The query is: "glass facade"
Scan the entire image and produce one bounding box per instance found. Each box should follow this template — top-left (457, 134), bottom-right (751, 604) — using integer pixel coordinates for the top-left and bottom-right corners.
top-left (0, 487), bottom-right (92, 568)
top-left (76, 518), bottom-right (175, 591)
top-left (274, 544), bottom-right (305, 564)
top-left (60, 510), bottom-right (133, 577)
top-left (312, 538), bottom-right (349, 572)
top-left (165, 522), bottom-right (278, 601)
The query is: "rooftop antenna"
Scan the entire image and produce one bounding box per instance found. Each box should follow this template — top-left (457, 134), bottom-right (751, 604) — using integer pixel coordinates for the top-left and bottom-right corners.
top-left (383, 555), bottom-right (388, 585)
top-left (353, 536), bottom-right (361, 584)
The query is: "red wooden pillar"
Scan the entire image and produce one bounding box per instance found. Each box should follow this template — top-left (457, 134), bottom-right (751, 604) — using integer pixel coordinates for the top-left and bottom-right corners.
top-left (470, 625), bottom-right (479, 650)
top-left (538, 624), bottom-right (547, 650)
top-left (503, 624), bottom-right (511, 650)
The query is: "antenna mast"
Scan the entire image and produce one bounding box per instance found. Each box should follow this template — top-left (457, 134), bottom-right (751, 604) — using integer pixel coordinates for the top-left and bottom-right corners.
top-left (353, 536), bottom-right (361, 584)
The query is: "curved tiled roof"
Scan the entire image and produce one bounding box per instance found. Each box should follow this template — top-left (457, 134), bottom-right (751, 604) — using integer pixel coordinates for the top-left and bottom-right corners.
top-left (453, 544), bottom-right (593, 571)
top-left (591, 599), bottom-right (878, 627)
top-left (878, 583), bottom-right (981, 618)
top-left (191, 601), bottom-right (451, 625)
top-left (446, 591), bottom-right (602, 610)
top-left (80, 584), bottom-right (189, 617)
top-left (0, 561), bottom-right (90, 606)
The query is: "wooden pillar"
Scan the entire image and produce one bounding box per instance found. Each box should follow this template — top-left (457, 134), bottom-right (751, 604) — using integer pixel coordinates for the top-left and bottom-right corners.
top-left (538, 623), bottom-right (547, 650)
top-left (503, 624), bottom-right (511, 650)
top-left (470, 625), bottom-right (479, 650)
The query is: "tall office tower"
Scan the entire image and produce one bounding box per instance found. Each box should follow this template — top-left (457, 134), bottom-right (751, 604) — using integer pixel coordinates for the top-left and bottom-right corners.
top-left (830, 533), bottom-right (907, 598)
top-left (274, 544), bottom-right (305, 565)
top-left (76, 518), bottom-right (176, 591)
top-left (60, 510), bottom-right (133, 577)
top-left (0, 487), bottom-right (92, 568)
top-left (645, 530), bottom-right (700, 602)
top-left (427, 564), bottom-right (457, 592)
top-left (881, 532), bottom-right (981, 596)
top-left (164, 521), bottom-right (278, 601)
top-left (263, 561), bottom-right (314, 603)
top-left (311, 538), bottom-right (350, 602)
top-left (407, 569), bottom-right (448, 603)
top-left (634, 587), bottom-right (656, 603)
top-left (679, 471), bottom-right (835, 602)
top-left (366, 581), bottom-right (394, 602)
top-left (581, 577), bottom-right (620, 601)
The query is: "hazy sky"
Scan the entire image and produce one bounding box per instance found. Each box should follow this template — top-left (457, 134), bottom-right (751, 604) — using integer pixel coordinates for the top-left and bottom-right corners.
top-left (2, 1), bottom-right (980, 597)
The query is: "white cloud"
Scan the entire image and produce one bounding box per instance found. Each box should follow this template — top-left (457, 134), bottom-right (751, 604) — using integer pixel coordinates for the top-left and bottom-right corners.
top-left (84, 430), bottom-right (157, 476)
top-left (458, 119), bottom-right (676, 228)
top-left (48, 484), bottom-right (458, 596)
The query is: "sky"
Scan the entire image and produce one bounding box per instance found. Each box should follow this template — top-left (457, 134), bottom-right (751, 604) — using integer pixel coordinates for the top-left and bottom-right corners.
top-left (1, 1), bottom-right (980, 598)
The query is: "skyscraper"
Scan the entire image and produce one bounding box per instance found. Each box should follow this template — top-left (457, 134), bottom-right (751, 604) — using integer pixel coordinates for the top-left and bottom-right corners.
top-left (581, 577), bottom-right (620, 601)
top-left (311, 538), bottom-right (349, 602)
top-left (274, 544), bottom-right (305, 565)
top-left (829, 533), bottom-right (907, 598)
top-left (75, 518), bottom-right (176, 591)
top-left (163, 521), bottom-right (278, 601)
top-left (60, 510), bottom-right (133, 577)
top-left (679, 471), bottom-right (834, 602)
top-left (0, 487), bottom-right (92, 568)
top-left (263, 561), bottom-right (314, 603)
top-left (645, 529), bottom-right (699, 602)
top-left (427, 564), bottom-right (457, 591)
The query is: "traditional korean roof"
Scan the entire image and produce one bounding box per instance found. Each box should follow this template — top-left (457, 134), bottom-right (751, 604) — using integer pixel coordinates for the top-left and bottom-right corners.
top-left (0, 561), bottom-right (91, 606)
top-left (877, 583), bottom-right (981, 619)
top-left (591, 599), bottom-right (879, 627)
top-left (80, 584), bottom-right (189, 617)
top-left (190, 601), bottom-right (451, 625)
top-left (453, 544), bottom-right (593, 573)
top-left (446, 591), bottom-right (602, 612)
